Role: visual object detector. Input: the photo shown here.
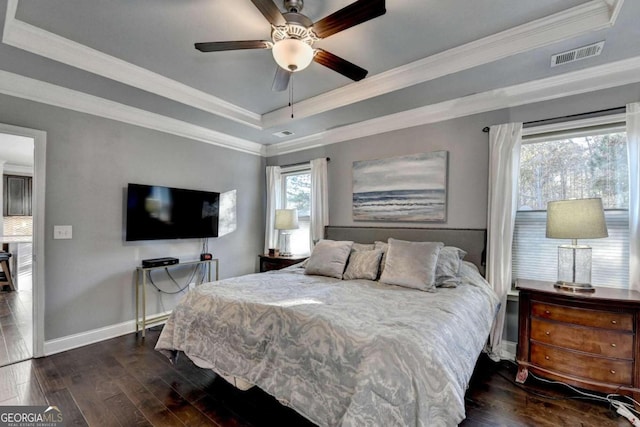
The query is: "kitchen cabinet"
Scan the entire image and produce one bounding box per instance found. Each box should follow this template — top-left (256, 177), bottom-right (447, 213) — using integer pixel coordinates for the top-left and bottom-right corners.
top-left (3, 175), bottom-right (32, 216)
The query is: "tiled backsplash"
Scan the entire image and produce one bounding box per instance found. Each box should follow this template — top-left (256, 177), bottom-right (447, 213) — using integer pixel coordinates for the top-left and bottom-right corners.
top-left (3, 216), bottom-right (33, 236)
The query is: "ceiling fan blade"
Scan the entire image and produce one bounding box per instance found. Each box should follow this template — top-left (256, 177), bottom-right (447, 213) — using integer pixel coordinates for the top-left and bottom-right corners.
top-left (272, 67), bottom-right (291, 92)
top-left (195, 40), bottom-right (271, 52)
top-left (313, 49), bottom-right (367, 81)
top-left (250, 0), bottom-right (286, 26)
top-left (312, 0), bottom-right (386, 39)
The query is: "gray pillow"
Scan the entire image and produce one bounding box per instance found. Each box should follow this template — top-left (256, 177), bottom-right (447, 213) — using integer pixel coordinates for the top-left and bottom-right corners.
top-left (435, 246), bottom-right (467, 288)
top-left (379, 238), bottom-right (444, 291)
top-left (305, 240), bottom-right (354, 279)
top-left (374, 241), bottom-right (388, 277)
top-left (343, 249), bottom-right (383, 280)
top-left (352, 242), bottom-right (375, 252)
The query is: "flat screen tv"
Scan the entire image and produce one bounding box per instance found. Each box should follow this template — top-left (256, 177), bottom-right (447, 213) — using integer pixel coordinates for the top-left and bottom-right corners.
top-left (126, 183), bottom-right (219, 241)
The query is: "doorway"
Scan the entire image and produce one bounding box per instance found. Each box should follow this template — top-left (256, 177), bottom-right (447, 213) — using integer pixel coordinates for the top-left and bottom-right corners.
top-left (0, 123), bottom-right (45, 366)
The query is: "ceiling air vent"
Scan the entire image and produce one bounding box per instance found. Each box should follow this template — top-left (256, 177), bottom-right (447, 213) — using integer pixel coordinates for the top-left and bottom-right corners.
top-left (551, 41), bottom-right (604, 67)
top-left (273, 130), bottom-right (295, 138)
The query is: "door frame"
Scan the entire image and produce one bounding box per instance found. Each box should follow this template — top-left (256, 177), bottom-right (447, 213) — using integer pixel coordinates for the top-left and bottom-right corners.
top-left (0, 122), bottom-right (45, 358)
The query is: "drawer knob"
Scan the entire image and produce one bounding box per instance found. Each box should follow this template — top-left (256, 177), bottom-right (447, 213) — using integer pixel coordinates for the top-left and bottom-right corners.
top-left (545, 310), bottom-right (550, 315)
top-left (545, 356), bottom-right (550, 360)
top-left (611, 343), bottom-right (617, 348)
top-left (611, 370), bottom-right (616, 374)
top-left (545, 331), bottom-right (550, 336)
top-left (612, 320), bottom-right (618, 324)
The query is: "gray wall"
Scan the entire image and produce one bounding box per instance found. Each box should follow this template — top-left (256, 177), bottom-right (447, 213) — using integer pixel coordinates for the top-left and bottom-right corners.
top-left (0, 93), bottom-right (265, 341)
top-left (268, 110), bottom-right (510, 229)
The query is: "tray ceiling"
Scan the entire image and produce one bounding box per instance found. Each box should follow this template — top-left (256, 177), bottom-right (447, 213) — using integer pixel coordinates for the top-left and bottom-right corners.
top-left (1, 0), bottom-right (639, 155)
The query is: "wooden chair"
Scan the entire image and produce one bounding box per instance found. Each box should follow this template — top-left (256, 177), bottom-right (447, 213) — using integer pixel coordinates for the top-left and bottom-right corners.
top-left (0, 252), bottom-right (15, 291)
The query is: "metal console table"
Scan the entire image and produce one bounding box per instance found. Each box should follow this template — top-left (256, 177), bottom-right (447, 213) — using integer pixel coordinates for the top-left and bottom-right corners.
top-left (135, 258), bottom-right (219, 337)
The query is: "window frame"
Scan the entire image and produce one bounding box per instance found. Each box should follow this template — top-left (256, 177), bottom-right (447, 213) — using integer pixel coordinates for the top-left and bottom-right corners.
top-left (280, 164), bottom-right (312, 255)
top-left (513, 117), bottom-right (630, 289)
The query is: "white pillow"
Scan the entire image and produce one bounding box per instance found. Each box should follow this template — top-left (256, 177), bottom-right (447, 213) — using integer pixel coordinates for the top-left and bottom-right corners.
top-left (379, 238), bottom-right (444, 291)
top-left (304, 240), bottom-right (354, 279)
top-left (343, 249), bottom-right (383, 280)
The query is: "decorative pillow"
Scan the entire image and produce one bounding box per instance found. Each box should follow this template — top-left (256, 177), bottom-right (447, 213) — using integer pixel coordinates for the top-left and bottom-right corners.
top-left (343, 249), bottom-right (383, 280)
top-left (374, 241), bottom-right (388, 277)
top-left (352, 243), bottom-right (375, 252)
top-left (379, 238), bottom-right (444, 291)
top-left (435, 246), bottom-right (467, 288)
top-left (305, 240), bottom-right (354, 279)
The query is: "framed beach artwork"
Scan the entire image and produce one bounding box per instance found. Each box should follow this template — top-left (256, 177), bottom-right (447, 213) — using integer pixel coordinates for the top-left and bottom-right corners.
top-left (352, 151), bottom-right (448, 222)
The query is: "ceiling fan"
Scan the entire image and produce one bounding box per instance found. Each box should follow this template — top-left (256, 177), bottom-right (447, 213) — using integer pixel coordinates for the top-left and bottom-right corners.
top-left (195, 0), bottom-right (386, 92)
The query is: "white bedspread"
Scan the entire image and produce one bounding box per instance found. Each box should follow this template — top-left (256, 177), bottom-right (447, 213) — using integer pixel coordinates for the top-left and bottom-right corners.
top-left (156, 262), bottom-right (499, 426)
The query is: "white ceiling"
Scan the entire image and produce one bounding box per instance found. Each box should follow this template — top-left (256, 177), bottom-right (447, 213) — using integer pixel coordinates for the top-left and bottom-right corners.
top-left (0, 133), bottom-right (34, 167)
top-left (1, 0), bottom-right (639, 155)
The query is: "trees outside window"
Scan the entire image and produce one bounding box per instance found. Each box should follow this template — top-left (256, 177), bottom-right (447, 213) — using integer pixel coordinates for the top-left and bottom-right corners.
top-left (518, 132), bottom-right (628, 210)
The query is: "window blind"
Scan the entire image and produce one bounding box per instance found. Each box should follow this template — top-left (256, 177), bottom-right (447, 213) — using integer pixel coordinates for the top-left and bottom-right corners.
top-left (512, 210), bottom-right (629, 288)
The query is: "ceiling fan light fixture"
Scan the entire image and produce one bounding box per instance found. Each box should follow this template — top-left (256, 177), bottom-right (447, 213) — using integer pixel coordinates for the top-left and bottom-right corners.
top-left (272, 38), bottom-right (314, 72)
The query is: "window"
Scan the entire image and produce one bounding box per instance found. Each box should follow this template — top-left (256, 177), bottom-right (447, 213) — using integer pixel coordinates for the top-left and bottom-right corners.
top-left (281, 167), bottom-right (311, 254)
top-left (512, 126), bottom-right (629, 288)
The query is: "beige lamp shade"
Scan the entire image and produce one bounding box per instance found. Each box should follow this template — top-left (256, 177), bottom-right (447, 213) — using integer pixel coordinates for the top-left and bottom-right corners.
top-left (546, 198), bottom-right (608, 239)
top-left (275, 209), bottom-right (299, 230)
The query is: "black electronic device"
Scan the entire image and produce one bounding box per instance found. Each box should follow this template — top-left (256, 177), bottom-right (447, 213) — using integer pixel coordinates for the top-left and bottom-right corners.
top-left (142, 257), bottom-right (180, 268)
top-left (200, 253), bottom-right (213, 261)
top-left (126, 183), bottom-right (220, 241)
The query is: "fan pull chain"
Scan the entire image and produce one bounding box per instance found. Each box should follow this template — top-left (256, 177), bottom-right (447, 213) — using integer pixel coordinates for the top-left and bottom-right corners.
top-left (289, 73), bottom-right (294, 119)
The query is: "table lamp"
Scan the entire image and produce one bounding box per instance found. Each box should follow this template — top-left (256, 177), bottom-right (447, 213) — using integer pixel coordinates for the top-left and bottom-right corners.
top-left (275, 209), bottom-right (299, 257)
top-left (546, 198), bottom-right (608, 292)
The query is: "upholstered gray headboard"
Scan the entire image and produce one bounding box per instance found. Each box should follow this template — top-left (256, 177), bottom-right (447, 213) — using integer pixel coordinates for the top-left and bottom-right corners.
top-left (325, 226), bottom-right (486, 275)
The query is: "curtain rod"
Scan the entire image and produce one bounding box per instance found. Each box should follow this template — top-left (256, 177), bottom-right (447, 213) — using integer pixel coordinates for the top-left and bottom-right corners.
top-left (481, 106), bottom-right (626, 133)
top-left (281, 157), bottom-right (330, 169)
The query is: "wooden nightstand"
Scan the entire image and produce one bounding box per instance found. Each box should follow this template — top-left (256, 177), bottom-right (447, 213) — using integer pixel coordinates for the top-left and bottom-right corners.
top-left (516, 278), bottom-right (640, 401)
top-left (259, 254), bottom-right (308, 272)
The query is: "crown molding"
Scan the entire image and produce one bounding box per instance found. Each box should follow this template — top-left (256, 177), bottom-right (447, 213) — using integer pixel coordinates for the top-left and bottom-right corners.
top-left (2, 164), bottom-right (33, 175)
top-left (1, 53), bottom-right (638, 160)
top-left (266, 55), bottom-right (640, 156)
top-left (2, 0), bottom-right (263, 130)
top-left (0, 69), bottom-right (265, 156)
top-left (262, 0), bottom-right (625, 128)
top-left (2, 0), bottom-right (625, 132)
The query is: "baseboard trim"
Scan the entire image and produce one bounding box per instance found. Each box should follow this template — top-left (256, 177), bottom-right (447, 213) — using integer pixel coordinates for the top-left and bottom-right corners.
top-left (43, 311), bottom-right (172, 356)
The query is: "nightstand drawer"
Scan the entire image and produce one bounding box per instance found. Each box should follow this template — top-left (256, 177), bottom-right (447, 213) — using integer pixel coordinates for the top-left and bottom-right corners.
top-left (532, 301), bottom-right (633, 331)
top-left (531, 317), bottom-right (633, 359)
top-left (531, 342), bottom-right (633, 386)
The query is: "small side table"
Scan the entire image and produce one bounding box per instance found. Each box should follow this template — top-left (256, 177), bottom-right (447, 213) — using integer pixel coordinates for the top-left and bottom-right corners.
top-left (135, 259), bottom-right (218, 337)
top-left (259, 254), bottom-right (308, 272)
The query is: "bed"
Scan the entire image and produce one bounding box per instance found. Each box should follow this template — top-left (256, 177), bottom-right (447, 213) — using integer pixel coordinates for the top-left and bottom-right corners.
top-left (155, 227), bottom-right (499, 426)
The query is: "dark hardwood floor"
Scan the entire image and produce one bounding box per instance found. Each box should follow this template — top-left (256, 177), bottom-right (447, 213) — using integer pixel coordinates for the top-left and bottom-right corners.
top-left (0, 326), bottom-right (632, 426)
top-left (0, 288), bottom-right (32, 366)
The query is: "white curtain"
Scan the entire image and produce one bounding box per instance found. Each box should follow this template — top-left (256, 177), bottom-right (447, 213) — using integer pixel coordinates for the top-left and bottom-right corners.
top-left (310, 158), bottom-right (329, 251)
top-left (486, 122), bottom-right (523, 361)
top-left (264, 166), bottom-right (282, 254)
top-left (628, 103), bottom-right (640, 292)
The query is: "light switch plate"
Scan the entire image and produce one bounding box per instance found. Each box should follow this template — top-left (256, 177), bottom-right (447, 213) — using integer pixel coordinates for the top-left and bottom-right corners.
top-left (53, 225), bottom-right (72, 239)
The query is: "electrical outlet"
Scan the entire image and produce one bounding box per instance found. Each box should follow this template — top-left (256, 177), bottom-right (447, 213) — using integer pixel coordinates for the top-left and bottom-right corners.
top-left (53, 225), bottom-right (73, 239)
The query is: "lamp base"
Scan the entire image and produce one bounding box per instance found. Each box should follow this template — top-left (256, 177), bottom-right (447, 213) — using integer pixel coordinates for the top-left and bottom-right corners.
top-left (554, 281), bottom-right (595, 293)
top-left (279, 232), bottom-right (292, 257)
